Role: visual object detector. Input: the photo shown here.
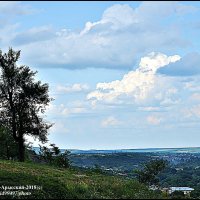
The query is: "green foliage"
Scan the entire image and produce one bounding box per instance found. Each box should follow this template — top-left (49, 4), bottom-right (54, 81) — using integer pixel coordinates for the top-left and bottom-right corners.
top-left (171, 191), bottom-right (185, 199)
top-left (93, 164), bottom-right (104, 174)
top-left (39, 144), bottom-right (71, 168)
top-left (71, 152), bottom-right (153, 173)
top-left (0, 126), bottom-right (37, 162)
top-left (159, 163), bottom-right (200, 189)
top-left (190, 189), bottom-right (200, 199)
top-left (0, 126), bottom-right (18, 160)
top-left (0, 160), bottom-right (162, 199)
top-left (135, 159), bottom-right (168, 186)
top-left (0, 48), bottom-right (52, 162)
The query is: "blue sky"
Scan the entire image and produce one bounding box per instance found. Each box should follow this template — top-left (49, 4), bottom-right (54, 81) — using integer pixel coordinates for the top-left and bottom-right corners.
top-left (1, 1), bottom-right (200, 149)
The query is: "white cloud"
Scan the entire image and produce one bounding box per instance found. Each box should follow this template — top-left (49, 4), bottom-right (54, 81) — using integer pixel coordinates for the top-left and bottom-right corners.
top-left (138, 107), bottom-right (161, 112)
top-left (160, 98), bottom-right (180, 106)
top-left (56, 83), bottom-right (89, 93)
top-left (190, 93), bottom-right (200, 101)
top-left (61, 107), bottom-right (86, 116)
top-left (12, 26), bottom-right (55, 45)
top-left (46, 103), bottom-right (87, 117)
top-left (184, 81), bottom-right (200, 92)
top-left (0, 23), bottom-right (19, 47)
top-left (101, 116), bottom-right (122, 127)
top-left (2, 2), bottom-right (195, 69)
top-left (0, 1), bottom-right (35, 16)
top-left (0, 2), bottom-right (38, 49)
top-left (183, 105), bottom-right (200, 118)
top-left (147, 115), bottom-right (162, 125)
top-left (87, 52), bottom-right (180, 104)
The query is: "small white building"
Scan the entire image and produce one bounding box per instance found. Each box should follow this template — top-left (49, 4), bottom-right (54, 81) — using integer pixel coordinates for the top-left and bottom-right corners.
top-left (169, 187), bottom-right (194, 196)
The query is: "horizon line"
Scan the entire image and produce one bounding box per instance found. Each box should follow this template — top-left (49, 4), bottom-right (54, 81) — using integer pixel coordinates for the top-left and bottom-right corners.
top-left (32, 146), bottom-right (200, 151)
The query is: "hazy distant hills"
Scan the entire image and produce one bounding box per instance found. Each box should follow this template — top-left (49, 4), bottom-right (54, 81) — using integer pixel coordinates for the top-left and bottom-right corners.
top-left (33, 147), bottom-right (200, 154)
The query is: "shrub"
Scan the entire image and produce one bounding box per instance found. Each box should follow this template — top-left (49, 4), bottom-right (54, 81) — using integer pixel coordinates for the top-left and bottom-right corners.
top-left (39, 144), bottom-right (70, 168)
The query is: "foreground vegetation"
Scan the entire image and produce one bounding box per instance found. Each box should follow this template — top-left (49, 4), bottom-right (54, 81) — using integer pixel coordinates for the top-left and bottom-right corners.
top-left (0, 160), bottom-right (162, 199)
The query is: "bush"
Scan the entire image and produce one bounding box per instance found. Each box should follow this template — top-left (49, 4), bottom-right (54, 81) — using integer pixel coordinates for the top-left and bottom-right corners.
top-left (39, 144), bottom-right (70, 168)
top-left (171, 191), bottom-right (185, 199)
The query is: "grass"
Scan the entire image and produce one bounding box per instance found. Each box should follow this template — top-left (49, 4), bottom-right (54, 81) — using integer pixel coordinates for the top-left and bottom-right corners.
top-left (0, 160), bottom-right (162, 199)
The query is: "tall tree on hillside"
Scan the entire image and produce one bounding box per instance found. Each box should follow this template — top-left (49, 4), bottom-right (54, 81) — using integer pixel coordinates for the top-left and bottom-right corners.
top-left (135, 159), bottom-right (168, 186)
top-left (0, 48), bottom-right (52, 162)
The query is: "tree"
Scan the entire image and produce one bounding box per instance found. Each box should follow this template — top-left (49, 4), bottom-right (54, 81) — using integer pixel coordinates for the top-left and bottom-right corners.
top-left (135, 159), bottom-right (168, 186)
top-left (0, 48), bottom-right (52, 162)
top-left (171, 191), bottom-right (185, 199)
top-left (39, 144), bottom-right (71, 168)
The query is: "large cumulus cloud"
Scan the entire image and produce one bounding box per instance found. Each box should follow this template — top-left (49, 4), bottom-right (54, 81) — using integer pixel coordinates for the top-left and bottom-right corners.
top-left (87, 52), bottom-right (181, 104)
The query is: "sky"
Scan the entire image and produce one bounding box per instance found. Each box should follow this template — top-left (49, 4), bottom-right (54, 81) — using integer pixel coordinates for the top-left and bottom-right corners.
top-left (1, 1), bottom-right (200, 150)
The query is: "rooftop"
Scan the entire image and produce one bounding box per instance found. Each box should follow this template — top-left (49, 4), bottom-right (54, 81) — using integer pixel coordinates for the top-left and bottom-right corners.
top-left (170, 187), bottom-right (194, 191)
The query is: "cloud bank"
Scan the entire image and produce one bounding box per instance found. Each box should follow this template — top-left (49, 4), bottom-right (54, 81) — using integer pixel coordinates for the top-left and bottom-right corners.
top-left (0, 2), bottom-right (196, 69)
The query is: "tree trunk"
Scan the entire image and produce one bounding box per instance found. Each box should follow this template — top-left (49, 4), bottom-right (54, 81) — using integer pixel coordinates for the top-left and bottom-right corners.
top-left (18, 138), bottom-right (25, 162)
top-left (5, 140), bottom-right (10, 160)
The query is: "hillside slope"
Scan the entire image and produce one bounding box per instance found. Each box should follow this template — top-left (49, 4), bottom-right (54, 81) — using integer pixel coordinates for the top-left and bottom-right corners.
top-left (0, 160), bottom-right (162, 199)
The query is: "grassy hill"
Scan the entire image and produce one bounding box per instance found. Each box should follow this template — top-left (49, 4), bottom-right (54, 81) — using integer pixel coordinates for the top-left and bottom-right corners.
top-left (0, 160), bottom-right (162, 199)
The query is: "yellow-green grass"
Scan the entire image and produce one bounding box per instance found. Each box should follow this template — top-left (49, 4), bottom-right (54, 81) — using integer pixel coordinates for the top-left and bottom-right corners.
top-left (0, 160), bottom-right (161, 199)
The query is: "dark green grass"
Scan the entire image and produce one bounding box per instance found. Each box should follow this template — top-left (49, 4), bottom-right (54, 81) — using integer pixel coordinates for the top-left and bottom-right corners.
top-left (0, 160), bottom-right (162, 199)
